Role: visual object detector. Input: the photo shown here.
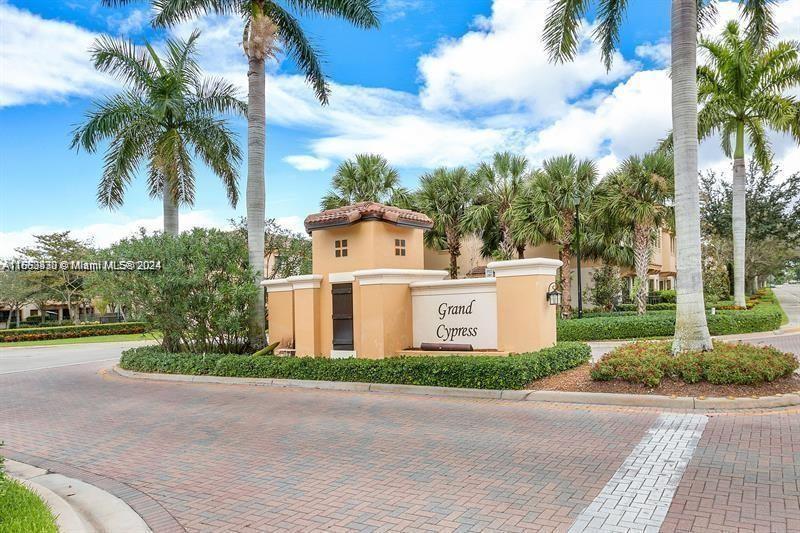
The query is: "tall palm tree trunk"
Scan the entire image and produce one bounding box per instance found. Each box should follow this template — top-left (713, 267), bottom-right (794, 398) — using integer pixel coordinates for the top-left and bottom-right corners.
top-left (732, 123), bottom-right (747, 307)
top-left (671, 0), bottom-right (712, 353)
top-left (162, 190), bottom-right (179, 236)
top-left (559, 246), bottom-right (572, 318)
top-left (247, 54), bottom-right (267, 348)
top-left (633, 224), bottom-right (651, 316)
top-left (499, 220), bottom-right (516, 260)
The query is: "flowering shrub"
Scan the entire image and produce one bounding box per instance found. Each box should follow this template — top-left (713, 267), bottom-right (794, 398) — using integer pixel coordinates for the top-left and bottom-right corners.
top-left (590, 341), bottom-right (798, 387)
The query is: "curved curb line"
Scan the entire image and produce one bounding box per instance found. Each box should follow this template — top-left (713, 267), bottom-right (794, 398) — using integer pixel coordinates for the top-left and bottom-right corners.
top-left (113, 365), bottom-right (800, 411)
top-left (5, 458), bottom-right (151, 533)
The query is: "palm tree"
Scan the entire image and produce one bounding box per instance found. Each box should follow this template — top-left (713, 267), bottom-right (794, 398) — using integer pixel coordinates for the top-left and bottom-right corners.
top-left (509, 155), bottom-right (596, 318)
top-left (594, 151), bottom-right (674, 315)
top-left (542, 0), bottom-right (777, 351)
top-left (463, 152), bottom-right (530, 260)
top-left (416, 167), bottom-right (480, 279)
top-left (104, 0), bottom-right (381, 347)
top-left (321, 154), bottom-right (412, 210)
top-left (71, 31), bottom-right (243, 236)
top-left (697, 21), bottom-right (800, 307)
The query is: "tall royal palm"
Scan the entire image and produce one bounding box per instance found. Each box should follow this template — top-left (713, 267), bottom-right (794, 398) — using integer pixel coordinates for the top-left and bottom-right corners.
top-left (509, 155), bottom-right (596, 318)
top-left (697, 21), bottom-right (800, 307)
top-left (104, 0), bottom-right (381, 347)
top-left (463, 152), bottom-right (530, 260)
top-left (321, 154), bottom-right (411, 210)
top-left (72, 31), bottom-right (243, 236)
top-left (416, 167), bottom-right (480, 279)
top-left (543, 0), bottom-right (777, 351)
top-left (594, 152), bottom-right (674, 315)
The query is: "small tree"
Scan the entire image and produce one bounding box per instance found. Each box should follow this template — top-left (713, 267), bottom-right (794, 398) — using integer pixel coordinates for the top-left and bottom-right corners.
top-left (321, 154), bottom-right (412, 210)
top-left (588, 265), bottom-right (625, 311)
top-left (16, 233), bottom-right (93, 325)
top-left (0, 271), bottom-right (33, 328)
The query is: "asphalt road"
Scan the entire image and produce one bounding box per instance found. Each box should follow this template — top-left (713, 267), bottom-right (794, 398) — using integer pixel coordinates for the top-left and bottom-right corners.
top-left (0, 340), bottom-right (153, 375)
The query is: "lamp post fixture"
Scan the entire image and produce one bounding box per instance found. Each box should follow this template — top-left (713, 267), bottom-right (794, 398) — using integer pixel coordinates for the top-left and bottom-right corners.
top-left (573, 193), bottom-right (583, 319)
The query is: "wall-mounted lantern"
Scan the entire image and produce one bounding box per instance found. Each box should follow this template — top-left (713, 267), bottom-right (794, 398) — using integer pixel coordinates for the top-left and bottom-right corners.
top-left (546, 282), bottom-right (562, 306)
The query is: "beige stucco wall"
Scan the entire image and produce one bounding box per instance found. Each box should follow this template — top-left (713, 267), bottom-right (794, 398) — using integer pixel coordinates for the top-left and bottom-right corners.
top-left (357, 283), bottom-right (414, 359)
top-left (266, 290), bottom-right (294, 348)
top-left (495, 273), bottom-right (558, 353)
top-left (293, 287), bottom-right (321, 356)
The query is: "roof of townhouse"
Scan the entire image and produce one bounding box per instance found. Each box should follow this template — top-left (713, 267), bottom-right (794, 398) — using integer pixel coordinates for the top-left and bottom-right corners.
top-left (304, 202), bottom-right (433, 233)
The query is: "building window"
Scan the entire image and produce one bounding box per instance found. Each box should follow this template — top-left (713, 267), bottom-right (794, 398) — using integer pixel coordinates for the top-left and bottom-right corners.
top-left (335, 239), bottom-right (348, 258)
top-left (394, 238), bottom-right (406, 256)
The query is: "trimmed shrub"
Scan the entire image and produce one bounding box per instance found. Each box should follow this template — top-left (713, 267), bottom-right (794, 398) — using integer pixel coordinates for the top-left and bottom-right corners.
top-left (558, 297), bottom-right (783, 341)
top-left (0, 322), bottom-right (147, 343)
top-left (590, 341), bottom-right (797, 387)
top-left (120, 342), bottom-right (592, 390)
top-left (655, 289), bottom-right (676, 303)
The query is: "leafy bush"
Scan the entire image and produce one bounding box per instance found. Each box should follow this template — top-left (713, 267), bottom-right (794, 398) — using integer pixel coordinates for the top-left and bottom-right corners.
top-left (120, 342), bottom-right (591, 390)
top-left (558, 296), bottom-right (783, 341)
top-left (588, 265), bottom-right (625, 311)
top-left (0, 322), bottom-right (147, 342)
top-left (590, 341), bottom-right (797, 387)
top-left (655, 289), bottom-right (676, 303)
top-left (90, 228), bottom-right (258, 353)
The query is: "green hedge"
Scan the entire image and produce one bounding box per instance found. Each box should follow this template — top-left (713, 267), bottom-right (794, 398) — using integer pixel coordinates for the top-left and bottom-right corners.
top-left (120, 342), bottom-right (591, 390)
top-left (0, 322), bottom-right (148, 342)
top-left (558, 301), bottom-right (783, 341)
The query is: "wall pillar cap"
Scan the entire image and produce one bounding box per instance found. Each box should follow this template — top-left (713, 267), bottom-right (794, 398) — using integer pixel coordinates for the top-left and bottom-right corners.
top-left (286, 274), bottom-right (323, 290)
top-left (353, 269), bottom-right (448, 286)
top-left (261, 278), bottom-right (293, 292)
top-left (487, 258), bottom-right (563, 277)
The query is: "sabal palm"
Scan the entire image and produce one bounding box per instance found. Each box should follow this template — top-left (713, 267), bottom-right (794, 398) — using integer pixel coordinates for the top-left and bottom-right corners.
top-left (104, 0), bottom-right (381, 346)
top-left (543, 0), bottom-right (777, 351)
top-left (71, 31), bottom-right (244, 236)
top-left (321, 154), bottom-right (411, 210)
top-left (509, 154), bottom-right (596, 318)
top-left (594, 151), bottom-right (674, 315)
top-left (697, 21), bottom-right (800, 306)
top-left (416, 167), bottom-right (480, 279)
top-left (463, 152), bottom-right (530, 260)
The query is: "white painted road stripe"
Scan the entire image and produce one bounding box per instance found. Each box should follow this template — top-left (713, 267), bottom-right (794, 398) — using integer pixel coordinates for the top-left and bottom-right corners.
top-left (569, 413), bottom-right (708, 533)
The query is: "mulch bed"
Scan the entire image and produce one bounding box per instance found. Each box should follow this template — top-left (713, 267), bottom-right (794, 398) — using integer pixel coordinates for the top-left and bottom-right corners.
top-left (527, 364), bottom-right (800, 397)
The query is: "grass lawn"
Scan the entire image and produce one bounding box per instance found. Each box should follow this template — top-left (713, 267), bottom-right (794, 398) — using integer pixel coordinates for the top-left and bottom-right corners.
top-left (0, 332), bottom-right (160, 348)
top-left (0, 475), bottom-right (58, 533)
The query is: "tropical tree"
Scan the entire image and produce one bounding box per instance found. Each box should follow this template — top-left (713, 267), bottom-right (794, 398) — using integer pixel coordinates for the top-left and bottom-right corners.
top-left (0, 271), bottom-right (33, 328)
top-left (416, 167), bottom-right (480, 279)
top-left (71, 31), bottom-right (244, 236)
top-left (321, 154), bottom-right (412, 210)
top-left (108, 0), bottom-right (381, 347)
top-left (509, 154), bottom-right (596, 318)
top-left (594, 151), bottom-right (674, 315)
top-left (696, 20), bottom-right (800, 306)
top-left (542, 0), bottom-right (778, 351)
top-left (463, 152), bottom-right (530, 260)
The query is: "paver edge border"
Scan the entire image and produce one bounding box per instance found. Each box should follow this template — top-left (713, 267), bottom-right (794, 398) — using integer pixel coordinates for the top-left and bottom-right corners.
top-left (3, 450), bottom-right (185, 532)
top-left (112, 365), bottom-right (800, 410)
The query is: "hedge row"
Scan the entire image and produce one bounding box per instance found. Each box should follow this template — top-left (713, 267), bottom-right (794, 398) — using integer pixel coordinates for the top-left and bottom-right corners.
top-left (0, 322), bottom-right (147, 342)
top-left (119, 342), bottom-right (591, 390)
top-left (558, 300), bottom-right (783, 341)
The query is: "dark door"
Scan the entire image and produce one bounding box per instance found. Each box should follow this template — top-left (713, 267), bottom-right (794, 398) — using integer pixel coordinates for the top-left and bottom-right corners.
top-left (332, 283), bottom-right (354, 350)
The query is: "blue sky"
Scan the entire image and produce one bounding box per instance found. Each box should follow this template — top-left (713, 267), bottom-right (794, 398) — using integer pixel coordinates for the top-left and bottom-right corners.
top-left (1, 0), bottom-right (798, 256)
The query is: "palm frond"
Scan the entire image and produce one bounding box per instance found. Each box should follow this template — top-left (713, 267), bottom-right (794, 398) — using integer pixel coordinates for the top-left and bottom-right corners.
top-left (286, 0), bottom-right (380, 28)
top-left (91, 35), bottom-right (157, 91)
top-left (593, 0), bottom-right (629, 71)
top-left (739, 0), bottom-right (778, 48)
top-left (152, 0), bottom-right (245, 27)
top-left (543, 0), bottom-right (591, 64)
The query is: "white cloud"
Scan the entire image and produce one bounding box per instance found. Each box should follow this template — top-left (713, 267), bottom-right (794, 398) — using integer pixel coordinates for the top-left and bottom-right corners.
top-left (383, 0), bottom-right (426, 22)
top-left (283, 155), bottom-right (331, 171)
top-left (635, 41), bottom-right (671, 67)
top-left (0, 210), bottom-right (229, 258)
top-left (416, 0), bottom-right (636, 120)
top-left (0, 2), bottom-right (117, 106)
top-left (275, 216), bottom-right (306, 235)
top-left (107, 7), bottom-right (149, 36)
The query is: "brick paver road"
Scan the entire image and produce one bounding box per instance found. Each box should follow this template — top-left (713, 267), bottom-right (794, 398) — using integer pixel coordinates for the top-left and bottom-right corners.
top-left (1, 360), bottom-right (799, 532)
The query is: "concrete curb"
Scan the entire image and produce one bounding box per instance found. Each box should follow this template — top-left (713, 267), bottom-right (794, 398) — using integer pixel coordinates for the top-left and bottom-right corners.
top-left (5, 459), bottom-right (151, 533)
top-left (113, 366), bottom-right (800, 411)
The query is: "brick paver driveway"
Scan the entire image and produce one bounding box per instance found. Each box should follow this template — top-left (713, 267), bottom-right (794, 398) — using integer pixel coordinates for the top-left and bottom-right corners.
top-left (2, 359), bottom-right (799, 532)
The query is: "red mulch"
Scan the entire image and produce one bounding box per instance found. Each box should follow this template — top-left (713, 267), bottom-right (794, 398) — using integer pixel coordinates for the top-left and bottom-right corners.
top-left (527, 364), bottom-right (800, 397)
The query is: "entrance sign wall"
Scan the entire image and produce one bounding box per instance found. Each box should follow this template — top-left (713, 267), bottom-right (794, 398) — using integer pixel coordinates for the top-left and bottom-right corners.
top-left (262, 202), bottom-right (562, 359)
top-left (411, 278), bottom-right (498, 349)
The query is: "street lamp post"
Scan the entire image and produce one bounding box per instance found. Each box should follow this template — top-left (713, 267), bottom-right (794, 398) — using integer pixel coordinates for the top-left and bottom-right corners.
top-left (573, 194), bottom-right (583, 319)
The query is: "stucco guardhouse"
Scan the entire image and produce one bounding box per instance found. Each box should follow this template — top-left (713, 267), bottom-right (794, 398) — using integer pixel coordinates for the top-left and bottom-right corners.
top-left (263, 202), bottom-right (562, 359)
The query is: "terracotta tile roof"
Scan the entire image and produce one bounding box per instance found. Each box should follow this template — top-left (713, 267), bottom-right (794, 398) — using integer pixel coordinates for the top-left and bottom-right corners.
top-left (304, 202), bottom-right (433, 233)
